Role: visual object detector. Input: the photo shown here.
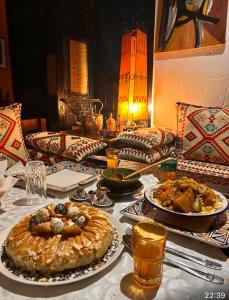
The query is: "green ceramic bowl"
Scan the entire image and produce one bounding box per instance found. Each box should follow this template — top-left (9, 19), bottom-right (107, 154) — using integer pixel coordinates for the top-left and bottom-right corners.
top-left (102, 168), bottom-right (141, 187)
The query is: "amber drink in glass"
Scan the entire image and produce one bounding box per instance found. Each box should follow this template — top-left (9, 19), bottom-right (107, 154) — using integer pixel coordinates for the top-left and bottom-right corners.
top-left (132, 221), bottom-right (167, 287)
top-left (106, 148), bottom-right (119, 169)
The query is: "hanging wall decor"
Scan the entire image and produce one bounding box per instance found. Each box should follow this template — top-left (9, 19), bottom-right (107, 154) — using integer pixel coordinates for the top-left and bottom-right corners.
top-left (155, 0), bottom-right (228, 53)
top-left (0, 39), bottom-right (6, 68)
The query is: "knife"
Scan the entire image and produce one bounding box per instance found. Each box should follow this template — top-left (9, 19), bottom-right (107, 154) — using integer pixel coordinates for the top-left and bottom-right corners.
top-left (166, 246), bottom-right (222, 270)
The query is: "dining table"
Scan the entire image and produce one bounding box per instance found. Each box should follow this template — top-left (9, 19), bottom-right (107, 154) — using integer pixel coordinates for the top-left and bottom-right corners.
top-left (0, 161), bottom-right (228, 300)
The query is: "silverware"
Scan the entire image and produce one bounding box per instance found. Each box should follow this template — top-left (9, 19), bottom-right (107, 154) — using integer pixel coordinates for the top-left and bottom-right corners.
top-left (122, 234), bottom-right (224, 284)
top-left (166, 246), bottom-right (222, 270)
top-left (125, 227), bottom-right (222, 270)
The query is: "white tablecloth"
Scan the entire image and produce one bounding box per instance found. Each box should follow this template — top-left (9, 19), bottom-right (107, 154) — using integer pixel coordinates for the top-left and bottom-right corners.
top-left (0, 176), bottom-right (228, 300)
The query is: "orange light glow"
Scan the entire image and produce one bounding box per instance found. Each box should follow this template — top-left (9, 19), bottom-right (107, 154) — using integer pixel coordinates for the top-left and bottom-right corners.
top-left (117, 29), bottom-right (148, 126)
top-left (129, 103), bottom-right (139, 113)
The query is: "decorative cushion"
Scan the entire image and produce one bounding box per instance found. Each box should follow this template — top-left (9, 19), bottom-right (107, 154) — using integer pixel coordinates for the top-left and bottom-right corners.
top-left (177, 159), bottom-right (229, 179)
top-left (118, 127), bottom-right (175, 150)
top-left (177, 102), bottom-right (229, 165)
top-left (119, 144), bottom-right (175, 164)
top-left (28, 149), bottom-right (62, 166)
top-left (0, 103), bottom-right (29, 166)
top-left (26, 132), bottom-right (106, 162)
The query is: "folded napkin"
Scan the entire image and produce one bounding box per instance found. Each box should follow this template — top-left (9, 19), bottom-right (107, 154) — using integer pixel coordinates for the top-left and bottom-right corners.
top-left (0, 160), bottom-right (19, 197)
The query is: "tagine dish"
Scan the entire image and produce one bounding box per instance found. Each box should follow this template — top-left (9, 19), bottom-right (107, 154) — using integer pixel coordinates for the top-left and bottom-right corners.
top-left (145, 177), bottom-right (228, 217)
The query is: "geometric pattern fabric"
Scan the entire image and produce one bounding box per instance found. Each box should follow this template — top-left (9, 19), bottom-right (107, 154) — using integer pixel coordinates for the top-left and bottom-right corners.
top-left (0, 103), bottom-right (29, 166)
top-left (118, 144), bottom-right (175, 164)
top-left (177, 102), bottom-right (229, 165)
top-left (25, 131), bottom-right (107, 162)
top-left (28, 148), bottom-right (62, 166)
top-left (118, 127), bottom-right (175, 150)
top-left (177, 159), bottom-right (229, 178)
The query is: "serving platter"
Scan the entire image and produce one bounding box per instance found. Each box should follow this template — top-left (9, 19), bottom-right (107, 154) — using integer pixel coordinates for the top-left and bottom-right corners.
top-left (145, 188), bottom-right (228, 217)
top-left (120, 198), bottom-right (229, 248)
top-left (0, 213), bottom-right (124, 286)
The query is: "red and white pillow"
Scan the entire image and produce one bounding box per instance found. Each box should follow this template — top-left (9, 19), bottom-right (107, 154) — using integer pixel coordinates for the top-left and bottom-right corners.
top-left (118, 127), bottom-right (175, 150)
top-left (26, 131), bottom-right (106, 162)
top-left (28, 148), bottom-right (62, 166)
top-left (176, 102), bottom-right (229, 165)
top-left (119, 144), bottom-right (175, 164)
top-left (0, 103), bottom-right (29, 166)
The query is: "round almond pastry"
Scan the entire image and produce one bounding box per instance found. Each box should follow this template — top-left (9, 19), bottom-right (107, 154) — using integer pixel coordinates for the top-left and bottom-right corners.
top-left (5, 202), bottom-right (113, 273)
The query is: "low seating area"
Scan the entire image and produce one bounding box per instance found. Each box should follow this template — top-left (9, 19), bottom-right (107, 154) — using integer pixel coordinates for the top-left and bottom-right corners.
top-left (0, 102), bottom-right (228, 180)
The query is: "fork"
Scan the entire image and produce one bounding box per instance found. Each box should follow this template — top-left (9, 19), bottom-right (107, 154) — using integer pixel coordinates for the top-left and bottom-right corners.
top-left (125, 227), bottom-right (222, 270)
top-left (123, 233), bottom-right (224, 284)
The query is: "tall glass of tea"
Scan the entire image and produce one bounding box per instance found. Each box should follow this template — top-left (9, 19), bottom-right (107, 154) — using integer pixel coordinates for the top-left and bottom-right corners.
top-left (132, 221), bottom-right (167, 288)
top-left (106, 148), bottom-right (119, 169)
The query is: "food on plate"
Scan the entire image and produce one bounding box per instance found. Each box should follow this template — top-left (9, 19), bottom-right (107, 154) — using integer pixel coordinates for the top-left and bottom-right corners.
top-left (5, 202), bottom-right (113, 273)
top-left (153, 177), bottom-right (220, 213)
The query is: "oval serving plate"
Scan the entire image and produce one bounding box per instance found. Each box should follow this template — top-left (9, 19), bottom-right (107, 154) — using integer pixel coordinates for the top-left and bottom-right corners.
top-left (145, 188), bottom-right (228, 217)
top-left (0, 213), bottom-right (124, 286)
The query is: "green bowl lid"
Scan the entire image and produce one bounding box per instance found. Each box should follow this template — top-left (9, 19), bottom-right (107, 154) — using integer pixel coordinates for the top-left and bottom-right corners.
top-left (160, 159), bottom-right (177, 171)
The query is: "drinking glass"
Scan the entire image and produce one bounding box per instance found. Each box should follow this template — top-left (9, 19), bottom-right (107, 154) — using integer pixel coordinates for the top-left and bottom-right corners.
top-left (106, 148), bottom-right (119, 169)
top-left (25, 161), bottom-right (47, 205)
top-left (160, 159), bottom-right (177, 182)
top-left (132, 221), bottom-right (167, 288)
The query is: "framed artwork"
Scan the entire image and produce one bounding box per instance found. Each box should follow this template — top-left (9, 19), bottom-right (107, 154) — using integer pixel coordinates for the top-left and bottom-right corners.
top-left (0, 39), bottom-right (6, 68)
top-left (155, 0), bottom-right (228, 53)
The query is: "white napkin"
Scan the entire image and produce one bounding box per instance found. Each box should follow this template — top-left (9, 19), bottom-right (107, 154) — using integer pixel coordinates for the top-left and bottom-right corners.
top-left (0, 160), bottom-right (19, 196)
top-left (5, 161), bottom-right (25, 177)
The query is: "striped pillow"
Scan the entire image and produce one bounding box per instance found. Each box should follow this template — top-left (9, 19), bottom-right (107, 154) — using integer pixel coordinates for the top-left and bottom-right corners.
top-left (26, 131), bottom-right (106, 162)
top-left (118, 127), bottom-right (175, 150)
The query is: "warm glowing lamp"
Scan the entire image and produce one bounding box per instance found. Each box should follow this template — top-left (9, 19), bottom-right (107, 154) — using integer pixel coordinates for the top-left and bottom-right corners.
top-left (117, 28), bottom-right (148, 128)
top-left (129, 103), bottom-right (139, 113)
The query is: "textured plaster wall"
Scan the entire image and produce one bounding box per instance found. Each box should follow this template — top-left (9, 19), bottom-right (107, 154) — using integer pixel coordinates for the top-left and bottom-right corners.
top-left (153, 4), bottom-right (229, 130)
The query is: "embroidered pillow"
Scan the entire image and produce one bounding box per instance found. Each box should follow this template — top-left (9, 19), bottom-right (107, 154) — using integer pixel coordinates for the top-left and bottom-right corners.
top-left (28, 148), bottom-right (62, 166)
top-left (177, 159), bottom-right (229, 178)
top-left (176, 102), bottom-right (229, 165)
top-left (0, 103), bottom-right (29, 166)
top-left (119, 144), bottom-right (175, 164)
top-left (118, 127), bottom-right (175, 150)
top-left (26, 131), bottom-right (106, 162)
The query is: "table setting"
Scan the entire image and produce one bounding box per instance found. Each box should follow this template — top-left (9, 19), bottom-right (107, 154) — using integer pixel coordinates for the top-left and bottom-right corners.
top-left (0, 158), bottom-right (228, 300)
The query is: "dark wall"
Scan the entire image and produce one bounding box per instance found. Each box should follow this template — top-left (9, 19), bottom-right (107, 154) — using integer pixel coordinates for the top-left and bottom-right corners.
top-left (7, 0), bottom-right (95, 127)
top-left (7, 0), bottom-right (47, 119)
top-left (7, 0), bottom-right (154, 128)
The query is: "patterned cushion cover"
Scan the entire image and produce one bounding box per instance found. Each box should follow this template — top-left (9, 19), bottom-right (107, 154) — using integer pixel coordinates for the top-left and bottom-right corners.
top-left (119, 144), bottom-right (175, 164)
top-left (28, 148), bottom-right (62, 166)
top-left (177, 159), bottom-right (229, 179)
top-left (0, 103), bottom-right (29, 166)
top-left (118, 127), bottom-right (175, 150)
top-left (26, 131), bottom-right (106, 162)
top-left (177, 102), bottom-right (229, 165)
